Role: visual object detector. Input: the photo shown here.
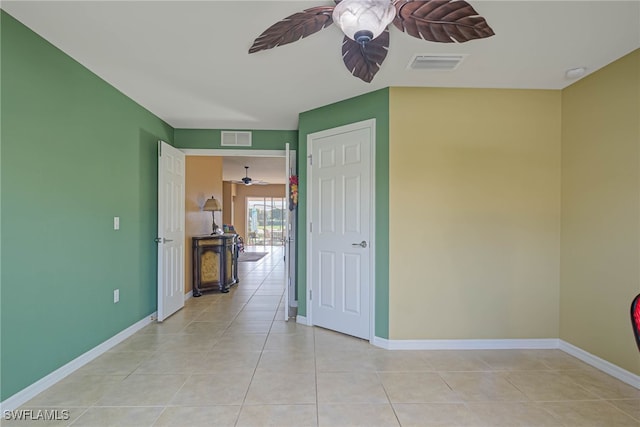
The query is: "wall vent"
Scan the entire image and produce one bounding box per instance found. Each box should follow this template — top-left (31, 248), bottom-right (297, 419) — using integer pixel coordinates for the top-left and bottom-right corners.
top-left (407, 54), bottom-right (467, 71)
top-left (221, 131), bottom-right (252, 147)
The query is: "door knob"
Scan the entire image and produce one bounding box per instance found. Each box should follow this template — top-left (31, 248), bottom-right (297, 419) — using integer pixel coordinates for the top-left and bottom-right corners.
top-left (351, 241), bottom-right (367, 248)
top-left (155, 237), bottom-right (173, 243)
top-left (163, 238), bottom-right (173, 243)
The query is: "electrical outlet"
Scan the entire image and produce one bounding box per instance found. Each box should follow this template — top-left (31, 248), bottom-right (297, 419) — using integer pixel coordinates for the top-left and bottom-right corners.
top-left (114, 289), bottom-right (119, 303)
top-left (113, 216), bottom-right (120, 230)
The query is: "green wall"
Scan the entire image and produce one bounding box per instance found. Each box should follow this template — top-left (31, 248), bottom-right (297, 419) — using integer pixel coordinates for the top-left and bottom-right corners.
top-left (1, 12), bottom-right (173, 400)
top-left (174, 129), bottom-right (298, 151)
top-left (297, 89), bottom-right (390, 339)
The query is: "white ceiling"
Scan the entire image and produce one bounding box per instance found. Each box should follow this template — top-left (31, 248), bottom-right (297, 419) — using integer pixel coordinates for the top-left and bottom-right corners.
top-left (3, 1), bottom-right (640, 131)
top-left (222, 156), bottom-right (286, 184)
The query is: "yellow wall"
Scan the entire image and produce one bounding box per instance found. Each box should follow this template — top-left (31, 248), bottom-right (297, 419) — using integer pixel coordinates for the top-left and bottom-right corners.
top-left (222, 181), bottom-right (237, 225)
top-left (185, 156), bottom-right (223, 293)
top-left (389, 88), bottom-right (562, 339)
top-left (232, 184), bottom-right (286, 241)
top-left (560, 49), bottom-right (640, 375)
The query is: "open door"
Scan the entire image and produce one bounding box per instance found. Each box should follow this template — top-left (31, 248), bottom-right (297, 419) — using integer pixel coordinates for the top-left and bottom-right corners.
top-left (157, 140), bottom-right (185, 322)
top-left (284, 144), bottom-right (297, 320)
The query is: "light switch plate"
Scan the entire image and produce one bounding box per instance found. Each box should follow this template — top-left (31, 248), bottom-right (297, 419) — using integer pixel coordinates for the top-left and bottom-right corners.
top-left (114, 216), bottom-right (120, 230)
top-left (114, 289), bottom-right (119, 303)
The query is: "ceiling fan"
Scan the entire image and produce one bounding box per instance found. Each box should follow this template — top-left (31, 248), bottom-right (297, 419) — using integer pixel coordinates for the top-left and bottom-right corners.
top-left (249, 0), bottom-right (494, 83)
top-left (233, 166), bottom-right (269, 186)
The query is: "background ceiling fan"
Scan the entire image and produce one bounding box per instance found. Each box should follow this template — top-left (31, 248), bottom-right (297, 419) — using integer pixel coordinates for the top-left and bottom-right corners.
top-left (249, 0), bottom-right (495, 83)
top-left (232, 166), bottom-right (269, 186)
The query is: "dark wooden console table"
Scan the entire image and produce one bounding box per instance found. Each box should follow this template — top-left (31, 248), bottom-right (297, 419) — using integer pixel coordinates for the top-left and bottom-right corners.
top-left (192, 234), bottom-right (238, 296)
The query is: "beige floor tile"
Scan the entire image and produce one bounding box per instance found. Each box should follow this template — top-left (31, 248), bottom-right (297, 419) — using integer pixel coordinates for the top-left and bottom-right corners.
top-left (236, 405), bottom-right (317, 427)
top-left (256, 350), bottom-right (315, 373)
top-left (440, 371), bottom-right (528, 402)
top-left (71, 406), bottom-right (163, 427)
top-left (243, 302), bottom-right (280, 311)
top-left (211, 333), bottom-right (267, 351)
top-left (153, 406), bottom-right (240, 426)
top-left (96, 374), bottom-right (187, 406)
top-left (244, 372), bottom-right (316, 404)
top-left (110, 334), bottom-right (173, 352)
top-left (422, 350), bottom-right (492, 371)
top-left (76, 351), bottom-right (151, 375)
top-left (505, 371), bottom-right (599, 401)
top-left (525, 349), bottom-right (593, 370)
top-left (472, 350), bottom-right (551, 371)
top-left (393, 403), bottom-right (480, 427)
top-left (466, 402), bottom-right (563, 426)
top-left (369, 350), bottom-right (434, 372)
top-left (28, 375), bottom-right (125, 407)
top-left (560, 369), bottom-right (640, 399)
top-left (225, 321), bottom-right (273, 334)
top-left (317, 372), bottom-right (389, 404)
top-left (201, 350), bottom-right (261, 373)
top-left (169, 373), bottom-right (252, 405)
top-left (268, 320), bottom-right (313, 335)
top-left (540, 400), bottom-right (640, 426)
top-left (134, 351), bottom-right (203, 374)
top-left (235, 310), bottom-right (277, 321)
top-left (180, 321), bottom-right (228, 336)
top-left (316, 350), bottom-right (378, 372)
top-left (314, 329), bottom-right (371, 352)
top-left (264, 332), bottom-right (315, 352)
top-left (194, 310), bottom-right (240, 323)
top-left (138, 321), bottom-right (189, 335)
top-left (608, 399), bottom-right (640, 421)
top-left (379, 372), bottom-right (461, 403)
top-left (318, 403), bottom-right (400, 426)
top-left (14, 247), bottom-right (640, 427)
top-left (156, 334), bottom-right (218, 352)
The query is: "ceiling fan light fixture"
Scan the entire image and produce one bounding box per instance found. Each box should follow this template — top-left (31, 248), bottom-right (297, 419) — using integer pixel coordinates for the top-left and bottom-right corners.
top-left (332, 0), bottom-right (396, 45)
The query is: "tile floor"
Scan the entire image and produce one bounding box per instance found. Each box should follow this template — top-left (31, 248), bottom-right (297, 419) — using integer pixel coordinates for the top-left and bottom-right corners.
top-left (7, 246), bottom-right (640, 426)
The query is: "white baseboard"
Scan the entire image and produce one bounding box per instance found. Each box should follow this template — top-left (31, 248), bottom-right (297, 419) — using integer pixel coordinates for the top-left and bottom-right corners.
top-left (296, 315), bottom-right (308, 325)
top-left (559, 340), bottom-right (640, 389)
top-left (371, 337), bottom-right (560, 350)
top-left (184, 290), bottom-right (193, 301)
top-left (370, 337), bottom-right (639, 390)
top-left (0, 312), bottom-right (156, 412)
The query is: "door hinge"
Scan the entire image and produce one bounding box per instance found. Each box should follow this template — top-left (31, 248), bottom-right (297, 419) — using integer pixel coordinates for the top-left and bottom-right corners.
top-left (308, 154), bottom-right (312, 165)
top-left (309, 222), bottom-right (312, 233)
top-left (309, 290), bottom-right (312, 301)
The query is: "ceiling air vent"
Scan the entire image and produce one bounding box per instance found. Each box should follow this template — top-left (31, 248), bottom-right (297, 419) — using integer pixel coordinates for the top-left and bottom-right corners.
top-left (221, 131), bottom-right (252, 147)
top-left (407, 54), bottom-right (467, 71)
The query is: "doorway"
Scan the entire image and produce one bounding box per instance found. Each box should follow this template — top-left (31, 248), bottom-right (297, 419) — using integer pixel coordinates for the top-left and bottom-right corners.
top-left (179, 147), bottom-right (297, 318)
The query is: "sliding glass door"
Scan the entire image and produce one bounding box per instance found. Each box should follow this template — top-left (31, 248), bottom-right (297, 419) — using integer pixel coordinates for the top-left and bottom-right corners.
top-left (246, 197), bottom-right (286, 246)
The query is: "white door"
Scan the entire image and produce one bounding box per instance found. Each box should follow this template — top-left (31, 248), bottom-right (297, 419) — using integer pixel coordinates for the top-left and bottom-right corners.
top-left (284, 143), bottom-right (291, 320)
top-left (284, 145), bottom-right (297, 321)
top-left (307, 120), bottom-right (374, 339)
top-left (157, 140), bottom-right (185, 322)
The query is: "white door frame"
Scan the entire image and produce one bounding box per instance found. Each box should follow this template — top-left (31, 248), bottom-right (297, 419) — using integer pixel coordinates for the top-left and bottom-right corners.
top-left (178, 148), bottom-right (297, 312)
top-left (305, 119), bottom-right (376, 342)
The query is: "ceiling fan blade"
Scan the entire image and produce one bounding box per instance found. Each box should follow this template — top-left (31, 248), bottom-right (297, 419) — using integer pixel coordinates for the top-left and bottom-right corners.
top-left (392, 0), bottom-right (495, 43)
top-left (249, 6), bottom-right (335, 53)
top-left (341, 29), bottom-right (390, 83)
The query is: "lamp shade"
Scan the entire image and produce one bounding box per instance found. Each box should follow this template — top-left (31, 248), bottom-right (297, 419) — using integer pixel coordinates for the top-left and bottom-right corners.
top-left (202, 197), bottom-right (222, 211)
top-left (332, 0), bottom-right (395, 44)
